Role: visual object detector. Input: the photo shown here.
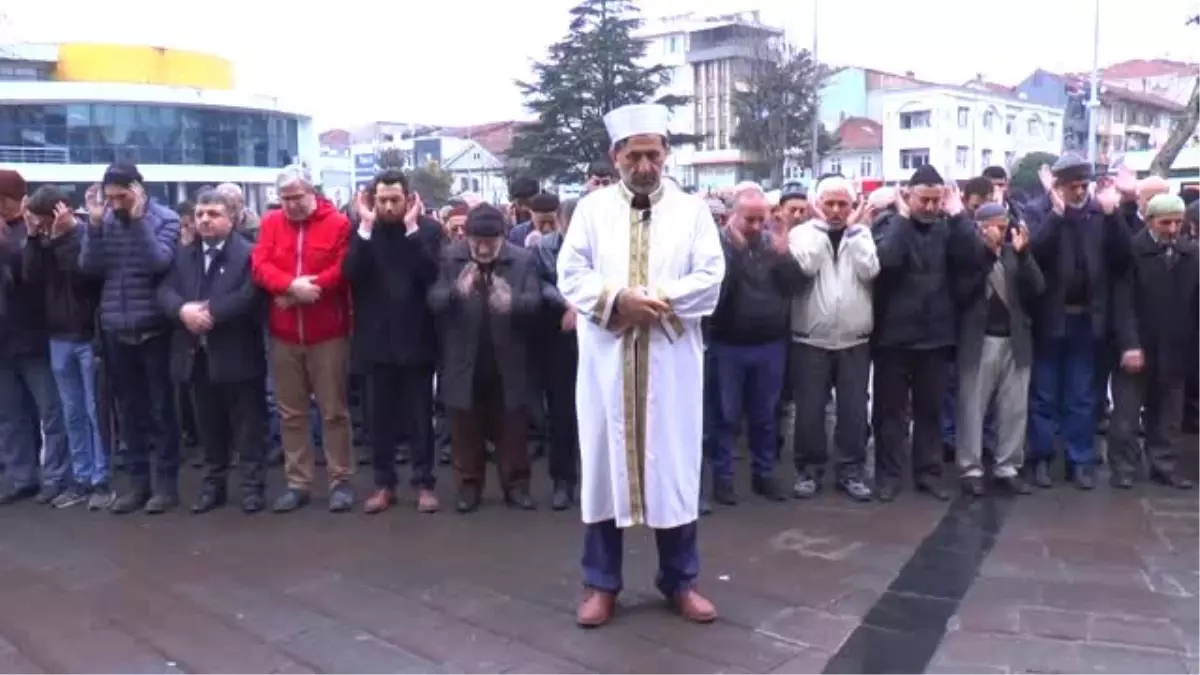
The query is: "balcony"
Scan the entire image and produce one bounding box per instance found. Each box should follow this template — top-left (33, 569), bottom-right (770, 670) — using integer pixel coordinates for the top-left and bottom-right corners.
top-left (0, 145), bottom-right (69, 164)
top-left (686, 24), bottom-right (781, 64)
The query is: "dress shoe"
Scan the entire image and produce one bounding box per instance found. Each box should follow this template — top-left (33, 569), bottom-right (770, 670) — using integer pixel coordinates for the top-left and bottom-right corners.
top-left (960, 475), bottom-right (985, 497)
top-left (751, 474), bottom-right (787, 501)
top-left (109, 490), bottom-right (150, 514)
top-left (272, 488), bottom-right (310, 513)
top-left (144, 492), bottom-right (179, 515)
top-left (416, 488), bottom-right (440, 513)
top-left (576, 589), bottom-right (616, 628)
top-left (0, 484), bottom-right (38, 505)
top-left (1151, 471), bottom-right (1194, 490)
top-left (876, 480), bottom-right (900, 503)
top-left (915, 476), bottom-right (951, 501)
top-left (191, 487), bottom-right (227, 514)
top-left (505, 488), bottom-right (537, 511)
top-left (712, 478), bottom-right (737, 506)
top-left (363, 488), bottom-right (396, 514)
top-left (1032, 462), bottom-right (1053, 488)
top-left (455, 488), bottom-right (481, 513)
top-left (994, 474), bottom-right (1032, 495)
top-left (551, 481), bottom-right (573, 511)
top-left (673, 589), bottom-right (717, 623)
top-left (1110, 471), bottom-right (1135, 489)
top-left (241, 492), bottom-right (266, 513)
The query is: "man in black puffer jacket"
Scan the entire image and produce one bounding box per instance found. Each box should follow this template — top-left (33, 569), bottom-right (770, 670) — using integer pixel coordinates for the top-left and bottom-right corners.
top-left (871, 165), bottom-right (989, 502)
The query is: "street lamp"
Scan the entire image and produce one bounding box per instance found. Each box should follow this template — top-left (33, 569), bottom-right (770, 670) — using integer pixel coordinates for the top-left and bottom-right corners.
top-left (1086, 0), bottom-right (1101, 171)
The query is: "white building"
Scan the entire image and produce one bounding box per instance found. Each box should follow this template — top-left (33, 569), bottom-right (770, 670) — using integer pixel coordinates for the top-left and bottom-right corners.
top-left (637, 11), bottom-right (784, 190)
top-left (342, 136), bottom-right (509, 205)
top-left (880, 85), bottom-right (1064, 183)
top-left (0, 43), bottom-right (316, 210)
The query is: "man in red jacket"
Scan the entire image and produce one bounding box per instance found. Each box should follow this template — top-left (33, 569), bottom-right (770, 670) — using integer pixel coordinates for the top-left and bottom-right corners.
top-left (251, 165), bottom-right (355, 513)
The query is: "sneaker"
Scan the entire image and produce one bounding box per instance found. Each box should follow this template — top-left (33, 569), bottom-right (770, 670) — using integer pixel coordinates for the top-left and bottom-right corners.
top-left (33, 484), bottom-right (64, 505)
top-left (88, 484), bottom-right (116, 511)
top-left (792, 475), bottom-right (819, 499)
top-left (52, 486), bottom-right (90, 509)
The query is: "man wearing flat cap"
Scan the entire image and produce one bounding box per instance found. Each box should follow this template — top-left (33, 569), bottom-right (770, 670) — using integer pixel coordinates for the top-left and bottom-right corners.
top-left (1108, 193), bottom-right (1196, 490)
top-left (558, 102), bottom-right (726, 627)
top-left (428, 203), bottom-right (542, 514)
top-left (1022, 154), bottom-right (1131, 490)
top-left (954, 203), bottom-right (1044, 497)
top-left (79, 163), bottom-right (183, 514)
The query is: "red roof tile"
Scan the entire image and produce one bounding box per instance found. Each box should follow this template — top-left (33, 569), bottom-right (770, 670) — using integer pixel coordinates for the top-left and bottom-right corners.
top-left (1100, 58), bottom-right (1197, 79)
top-left (1062, 75), bottom-right (1185, 111)
top-left (837, 117), bottom-right (882, 151)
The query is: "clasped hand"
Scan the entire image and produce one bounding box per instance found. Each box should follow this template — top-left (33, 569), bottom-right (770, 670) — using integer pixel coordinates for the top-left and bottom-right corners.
top-left (611, 288), bottom-right (670, 332)
top-left (179, 301), bottom-right (213, 334)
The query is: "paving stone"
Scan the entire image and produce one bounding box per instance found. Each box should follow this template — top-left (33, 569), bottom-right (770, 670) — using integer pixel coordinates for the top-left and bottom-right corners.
top-left (1039, 580), bottom-right (1175, 618)
top-left (0, 652), bottom-right (45, 675)
top-left (172, 575), bottom-right (334, 643)
top-left (274, 624), bottom-right (435, 674)
top-left (621, 606), bottom-right (803, 672)
top-left (1076, 642), bottom-right (1190, 674)
top-left (756, 607), bottom-right (857, 652)
top-left (1088, 615), bottom-right (1186, 652)
top-left (936, 631), bottom-right (1084, 673)
top-left (1018, 607), bottom-right (1090, 641)
top-left (766, 647), bottom-right (832, 673)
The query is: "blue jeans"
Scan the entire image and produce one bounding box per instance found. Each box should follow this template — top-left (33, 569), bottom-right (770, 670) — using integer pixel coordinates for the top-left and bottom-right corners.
top-left (709, 340), bottom-right (787, 480)
top-left (942, 360), bottom-right (998, 452)
top-left (582, 520), bottom-right (699, 598)
top-left (105, 331), bottom-right (179, 491)
top-left (0, 355), bottom-right (69, 489)
top-left (49, 339), bottom-right (108, 487)
top-left (1028, 313), bottom-right (1096, 467)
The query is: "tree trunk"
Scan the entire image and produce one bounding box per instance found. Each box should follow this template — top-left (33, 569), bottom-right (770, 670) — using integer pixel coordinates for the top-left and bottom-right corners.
top-left (1149, 77), bottom-right (1199, 178)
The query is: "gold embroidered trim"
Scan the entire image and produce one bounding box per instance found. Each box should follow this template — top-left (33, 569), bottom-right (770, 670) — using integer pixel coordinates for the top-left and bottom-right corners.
top-left (621, 203), bottom-right (650, 526)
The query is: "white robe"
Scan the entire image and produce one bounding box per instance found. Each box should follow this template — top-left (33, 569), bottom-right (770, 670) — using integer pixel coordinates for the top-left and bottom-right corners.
top-left (557, 182), bottom-right (725, 529)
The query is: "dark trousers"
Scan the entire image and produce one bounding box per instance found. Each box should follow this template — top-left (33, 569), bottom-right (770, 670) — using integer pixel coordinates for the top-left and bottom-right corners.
top-left (872, 346), bottom-right (952, 483)
top-left (1108, 368), bottom-right (1184, 476)
top-left (368, 364), bottom-right (435, 490)
top-left (543, 335), bottom-right (579, 486)
top-left (190, 352), bottom-right (267, 493)
top-left (582, 520), bottom-right (698, 598)
top-left (1094, 343), bottom-right (1116, 420)
top-left (177, 384), bottom-right (198, 442)
top-left (448, 401), bottom-right (530, 493)
top-left (105, 331), bottom-right (179, 493)
top-left (793, 342), bottom-right (871, 480)
top-left (1028, 313), bottom-right (1096, 466)
top-left (709, 340), bottom-right (786, 480)
top-left (941, 359), bottom-right (998, 452)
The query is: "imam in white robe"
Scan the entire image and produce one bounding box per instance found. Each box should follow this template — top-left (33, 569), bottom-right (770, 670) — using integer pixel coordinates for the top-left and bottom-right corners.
top-left (557, 182), bottom-right (725, 529)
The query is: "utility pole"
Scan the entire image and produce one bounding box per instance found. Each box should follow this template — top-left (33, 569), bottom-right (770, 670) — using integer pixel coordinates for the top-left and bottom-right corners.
top-left (1086, 0), bottom-right (1101, 171)
top-left (809, 0), bottom-right (820, 180)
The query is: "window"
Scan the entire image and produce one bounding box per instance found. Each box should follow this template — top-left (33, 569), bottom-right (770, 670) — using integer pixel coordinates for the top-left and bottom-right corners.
top-left (829, 156), bottom-right (842, 174)
top-left (981, 149), bottom-right (993, 166)
top-left (900, 148), bottom-right (930, 169)
top-left (899, 111), bottom-right (932, 129)
top-left (1027, 117), bottom-right (1042, 137)
top-left (957, 106), bottom-right (970, 128)
top-left (983, 110), bottom-right (996, 130)
top-left (1113, 104), bottom-right (1126, 124)
top-left (1005, 114), bottom-right (1015, 135)
top-left (1047, 121), bottom-right (1057, 141)
top-left (0, 103), bottom-right (299, 168)
top-left (955, 146), bottom-right (969, 168)
top-left (667, 35), bottom-right (682, 53)
top-left (859, 154), bottom-right (874, 177)
top-left (1004, 151), bottom-right (1015, 167)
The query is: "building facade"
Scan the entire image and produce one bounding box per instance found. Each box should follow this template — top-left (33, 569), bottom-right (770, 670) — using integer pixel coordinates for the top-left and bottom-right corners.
top-left (0, 43), bottom-right (315, 209)
top-left (880, 85), bottom-right (1064, 183)
top-left (637, 11), bottom-right (783, 190)
top-left (1015, 66), bottom-right (1188, 162)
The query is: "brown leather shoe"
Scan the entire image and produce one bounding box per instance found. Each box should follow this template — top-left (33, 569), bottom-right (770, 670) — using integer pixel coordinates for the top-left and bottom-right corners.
top-left (576, 589), bottom-right (616, 628)
top-left (416, 488), bottom-right (439, 513)
top-left (674, 589), bottom-right (717, 623)
top-left (363, 488), bottom-right (395, 514)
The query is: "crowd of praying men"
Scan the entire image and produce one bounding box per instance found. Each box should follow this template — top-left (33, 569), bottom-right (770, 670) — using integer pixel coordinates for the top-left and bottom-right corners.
top-left (0, 154), bottom-right (1194, 517)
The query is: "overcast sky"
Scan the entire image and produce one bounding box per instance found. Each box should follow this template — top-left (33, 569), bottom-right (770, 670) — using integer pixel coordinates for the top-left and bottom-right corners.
top-left (6, 0), bottom-right (1198, 129)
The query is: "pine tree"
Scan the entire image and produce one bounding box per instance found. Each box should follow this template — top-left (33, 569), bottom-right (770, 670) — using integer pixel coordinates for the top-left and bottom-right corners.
top-left (507, 0), bottom-right (688, 183)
